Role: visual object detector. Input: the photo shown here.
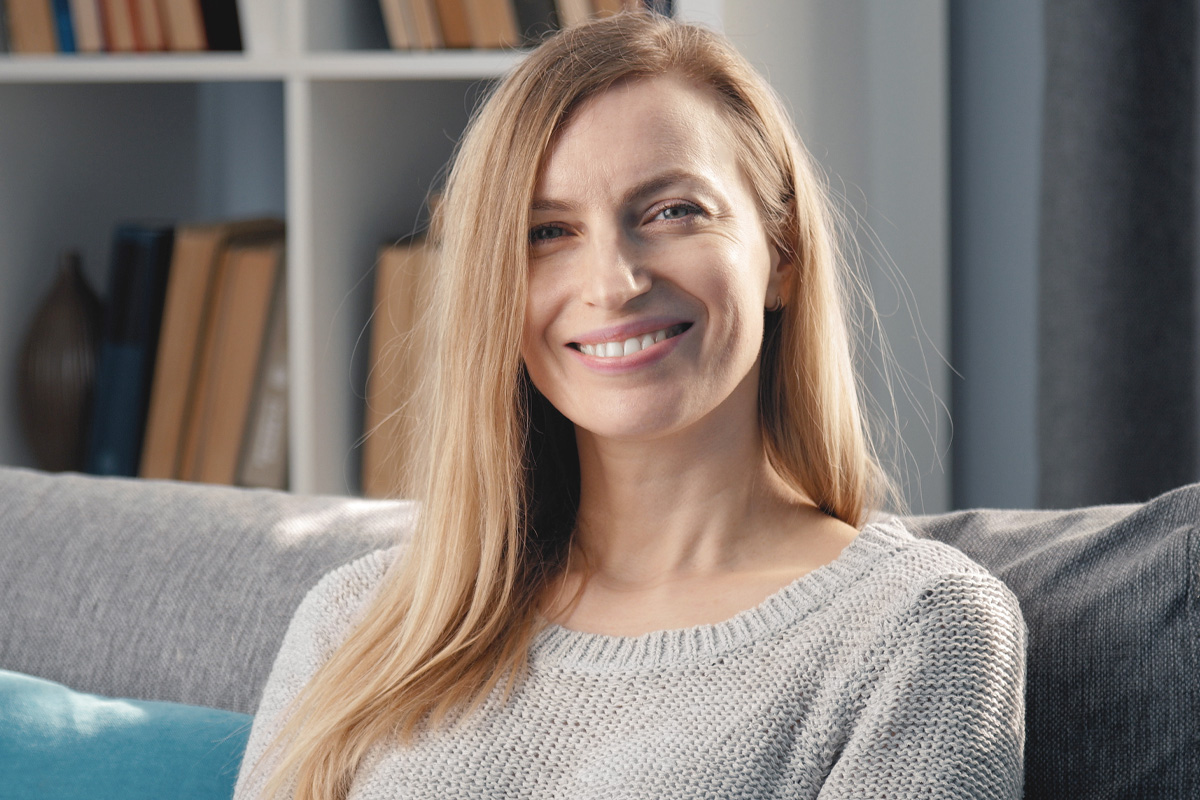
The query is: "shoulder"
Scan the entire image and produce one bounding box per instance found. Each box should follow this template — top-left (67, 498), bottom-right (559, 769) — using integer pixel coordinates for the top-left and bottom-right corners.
top-left (852, 517), bottom-right (1026, 643)
top-left (286, 545), bottom-right (405, 664)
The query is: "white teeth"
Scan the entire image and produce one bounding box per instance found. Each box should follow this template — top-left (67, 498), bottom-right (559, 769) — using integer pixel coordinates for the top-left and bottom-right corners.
top-left (578, 324), bottom-right (685, 358)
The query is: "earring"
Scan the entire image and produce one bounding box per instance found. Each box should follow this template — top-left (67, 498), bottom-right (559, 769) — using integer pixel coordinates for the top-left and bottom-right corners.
top-left (768, 295), bottom-right (784, 313)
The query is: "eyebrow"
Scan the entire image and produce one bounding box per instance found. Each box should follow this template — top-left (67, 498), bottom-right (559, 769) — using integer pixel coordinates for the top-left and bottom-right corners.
top-left (530, 170), bottom-right (714, 213)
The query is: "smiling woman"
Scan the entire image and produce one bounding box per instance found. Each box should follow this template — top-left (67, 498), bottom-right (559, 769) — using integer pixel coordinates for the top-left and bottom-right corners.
top-left (233, 12), bottom-right (1026, 800)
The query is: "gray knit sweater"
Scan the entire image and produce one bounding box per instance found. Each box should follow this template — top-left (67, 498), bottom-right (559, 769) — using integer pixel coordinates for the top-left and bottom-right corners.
top-left (234, 519), bottom-right (1026, 799)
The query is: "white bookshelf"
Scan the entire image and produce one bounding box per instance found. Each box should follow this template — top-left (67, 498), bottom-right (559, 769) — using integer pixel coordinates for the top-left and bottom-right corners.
top-left (0, 0), bottom-right (722, 496)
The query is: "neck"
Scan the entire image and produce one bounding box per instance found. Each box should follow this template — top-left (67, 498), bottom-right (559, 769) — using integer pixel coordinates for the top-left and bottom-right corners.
top-left (568, 399), bottom-right (816, 590)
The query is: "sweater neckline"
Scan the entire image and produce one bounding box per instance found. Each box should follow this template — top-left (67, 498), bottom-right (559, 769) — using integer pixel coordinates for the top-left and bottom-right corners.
top-left (527, 518), bottom-right (908, 671)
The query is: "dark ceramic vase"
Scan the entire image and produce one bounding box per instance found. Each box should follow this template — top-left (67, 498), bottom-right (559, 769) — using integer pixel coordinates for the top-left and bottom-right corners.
top-left (18, 251), bottom-right (103, 472)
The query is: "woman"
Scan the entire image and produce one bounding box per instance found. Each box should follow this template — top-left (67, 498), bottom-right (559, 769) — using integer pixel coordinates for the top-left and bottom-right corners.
top-left (236, 12), bottom-right (1025, 799)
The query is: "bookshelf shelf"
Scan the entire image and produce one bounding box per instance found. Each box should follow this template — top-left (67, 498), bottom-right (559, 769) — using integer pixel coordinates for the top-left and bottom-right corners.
top-left (0, 50), bottom-right (523, 83)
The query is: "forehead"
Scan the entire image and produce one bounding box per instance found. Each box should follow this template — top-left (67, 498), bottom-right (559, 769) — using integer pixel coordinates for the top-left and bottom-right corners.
top-left (535, 74), bottom-right (743, 200)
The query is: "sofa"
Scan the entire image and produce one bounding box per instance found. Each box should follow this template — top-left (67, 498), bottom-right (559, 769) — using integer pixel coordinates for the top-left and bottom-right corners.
top-left (0, 465), bottom-right (1195, 798)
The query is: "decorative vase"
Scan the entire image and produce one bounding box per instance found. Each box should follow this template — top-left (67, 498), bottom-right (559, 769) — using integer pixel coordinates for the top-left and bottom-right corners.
top-left (17, 250), bottom-right (103, 472)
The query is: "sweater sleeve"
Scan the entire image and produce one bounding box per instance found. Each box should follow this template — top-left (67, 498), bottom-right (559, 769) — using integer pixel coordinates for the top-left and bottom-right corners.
top-left (233, 547), bottom-right (400, 800)
top-left (819, 572), bottom-right (1027, 800)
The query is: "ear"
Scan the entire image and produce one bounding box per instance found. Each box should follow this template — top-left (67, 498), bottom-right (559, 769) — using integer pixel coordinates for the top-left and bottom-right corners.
top-left (766, 241), bottom-right (795, 308)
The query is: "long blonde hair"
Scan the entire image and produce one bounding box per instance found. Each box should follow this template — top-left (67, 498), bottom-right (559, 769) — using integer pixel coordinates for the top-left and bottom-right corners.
top-left (253, 12), bottom-right (894, 798)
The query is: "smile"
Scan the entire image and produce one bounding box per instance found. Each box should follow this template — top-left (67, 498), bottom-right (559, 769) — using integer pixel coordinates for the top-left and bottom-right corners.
top-left (572, 323), bottom-right (691, 358)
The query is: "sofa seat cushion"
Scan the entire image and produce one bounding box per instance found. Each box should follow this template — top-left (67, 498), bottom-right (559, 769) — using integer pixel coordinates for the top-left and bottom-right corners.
top-left (0, 669), bottom-right (251, 799)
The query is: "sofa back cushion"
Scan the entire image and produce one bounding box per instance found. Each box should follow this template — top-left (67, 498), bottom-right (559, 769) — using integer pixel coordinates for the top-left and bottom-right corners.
top-left (908, 484), bottom-right (1199, 800)
top-left (0, 468), bottom-right (407, 715)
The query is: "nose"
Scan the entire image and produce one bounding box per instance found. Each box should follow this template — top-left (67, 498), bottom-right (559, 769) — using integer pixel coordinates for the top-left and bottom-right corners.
top-left (578, 228), bottom-right (651, 310)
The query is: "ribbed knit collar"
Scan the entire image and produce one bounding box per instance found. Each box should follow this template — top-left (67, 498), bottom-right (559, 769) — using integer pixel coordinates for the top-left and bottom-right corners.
top-left (528, 519), bottom-right (909, 672)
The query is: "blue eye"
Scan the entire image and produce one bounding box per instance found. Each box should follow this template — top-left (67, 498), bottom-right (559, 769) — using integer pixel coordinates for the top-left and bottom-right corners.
top-left (529, 224), bottom-right (565, 244)
top-left (654, 202), bottom-right (702, 221)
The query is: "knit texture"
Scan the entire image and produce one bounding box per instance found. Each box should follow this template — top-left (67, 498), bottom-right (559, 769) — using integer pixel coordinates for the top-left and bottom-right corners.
top-left (234, 519), bottom-right (1026, 798)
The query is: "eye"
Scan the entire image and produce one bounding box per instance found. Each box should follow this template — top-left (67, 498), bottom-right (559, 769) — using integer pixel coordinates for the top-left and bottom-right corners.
top-left (652, 202), bottom-right (703, 222)
top-left (529, 224), bottom-right (566, 244)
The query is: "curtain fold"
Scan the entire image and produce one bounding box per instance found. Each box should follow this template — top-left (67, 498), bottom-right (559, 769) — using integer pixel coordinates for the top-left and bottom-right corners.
top-left (1038, 0), bottom-right (1196, 507)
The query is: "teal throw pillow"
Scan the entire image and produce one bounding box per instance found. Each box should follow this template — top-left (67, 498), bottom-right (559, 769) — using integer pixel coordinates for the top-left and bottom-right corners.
top-left (0, 669), bottom-right (252, 799)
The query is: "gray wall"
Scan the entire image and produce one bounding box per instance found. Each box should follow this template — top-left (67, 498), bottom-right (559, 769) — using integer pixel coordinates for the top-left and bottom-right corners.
top-left (950, 1), bottom-right (1043, 509)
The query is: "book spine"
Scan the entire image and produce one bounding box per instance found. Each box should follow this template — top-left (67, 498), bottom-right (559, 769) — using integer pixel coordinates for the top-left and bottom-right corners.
top-left (0, 1), bottom-right (10, 53)
top-left (52, 0), bottom-right (75, 50)
top-left (198, 0), bottom-right (240, 50)
top-left (237, 276), bottom-right (288, 489)
top-left (85, 223), bottom-right (175, 477)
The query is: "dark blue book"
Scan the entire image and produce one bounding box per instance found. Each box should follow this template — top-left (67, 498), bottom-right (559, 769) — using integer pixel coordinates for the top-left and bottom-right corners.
top-left (85, 223), bottom-right (175, 477)
top-left (52, 0), bottom-right (75, 52)
top-left (512, 0), bottom-right (558, 46)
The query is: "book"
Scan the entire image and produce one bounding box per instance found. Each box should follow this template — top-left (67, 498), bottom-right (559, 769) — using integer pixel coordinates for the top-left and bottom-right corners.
top-left (463, 0), bottom-right (518, 49)
top-left (132, 0), bottom-right (164, 50)
top-left (409, 0), bottom-right (443, 49)
top-left (6, 0), bottom-right (58, 53)
top-left (69, 0), bottom-right (104, 51)
top-left (179, 233), bottom-right (285, 485)
top-left (553, 0), bottom-right (589, 29)
top-left (158, 0), bottom-right (205, 50)
top-left (0, 1), bottom-right (9, 52)
top-left (198, 0), bottom-right (241, 50)
top-left (237, 271), bottom-right (288, 489)
top-left (512, 0), bottom-right (556, 45)
top-left (434, 0), bottom-right (471, 48)
top-left (139, 217), bottom-right (284, 480)
top-left (51, 0), bottom-right (75, 51)
top-left (362, 237), bottom-right (435, 498)
top-left (85, 222), bottom-right (175, 477)
top-left (592, 0), bottom-right (621, 16)
top-left (378, 0), bottom-right (412, 49)
top-left (101, 0), bottom-right (136, 50)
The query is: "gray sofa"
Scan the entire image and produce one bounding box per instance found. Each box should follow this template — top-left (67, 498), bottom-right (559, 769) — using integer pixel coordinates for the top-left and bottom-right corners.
top-left (0, 466), bottom-right (1195, 798)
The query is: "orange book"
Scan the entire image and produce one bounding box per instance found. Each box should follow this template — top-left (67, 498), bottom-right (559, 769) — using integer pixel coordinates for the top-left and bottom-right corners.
top-left (101, 0), bottom-right (137, 51)
top-left (6, 0), bottom-right (58, 52)
top-left (593, 0), bottom-right (622, 16)
top-left (181, 234), bottom-right (285, 485)
top-left (132, 0), bottom-right (165, 50)
top-left (140, 218), bottom-right (284, 480)
top-left (362, 238), bottom-right (435, 498)
top-left (463, 0), bottom-right (518, 48)
top-left (435, 0), bottom-right (472, 48)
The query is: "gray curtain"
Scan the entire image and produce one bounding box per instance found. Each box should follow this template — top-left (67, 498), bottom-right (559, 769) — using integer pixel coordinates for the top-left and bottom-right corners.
top-left (1038, 0), bottom-right (1196, 507)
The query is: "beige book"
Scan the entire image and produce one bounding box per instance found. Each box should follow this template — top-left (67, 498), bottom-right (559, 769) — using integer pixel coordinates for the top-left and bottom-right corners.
top-left (69, 0), bottom-right (105, 51)
top-left (140, 218), bottom-right (283, 480)
top-left (379, 0), bottom-right (412, 48)
top-left (182, 236), bottom-right (285, 485)
top-left (464, 0), bottom-right (518, 48)
top-left (409, 0), bottom-right (443, 48)
top-left (157, 0), bottom-right (205, 50)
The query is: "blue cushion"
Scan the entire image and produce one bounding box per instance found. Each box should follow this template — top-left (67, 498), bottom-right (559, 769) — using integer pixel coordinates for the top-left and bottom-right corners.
top-left (0, 669), bottom-right (252, 799)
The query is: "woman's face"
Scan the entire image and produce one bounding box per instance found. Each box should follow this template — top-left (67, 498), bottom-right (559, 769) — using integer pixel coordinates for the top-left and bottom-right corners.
top-left (521, 73), bottom-right (788, 444)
